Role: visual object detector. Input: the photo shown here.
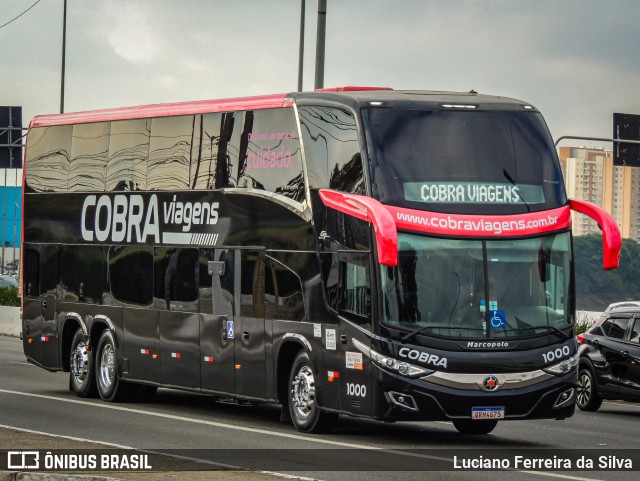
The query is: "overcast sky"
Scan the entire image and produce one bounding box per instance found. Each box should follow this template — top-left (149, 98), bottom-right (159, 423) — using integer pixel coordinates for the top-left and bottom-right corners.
top-left (1, 0), bottom-right (639, 147)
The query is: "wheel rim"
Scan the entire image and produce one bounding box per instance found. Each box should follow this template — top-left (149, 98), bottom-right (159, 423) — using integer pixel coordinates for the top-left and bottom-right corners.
top-left (70, 341), bottom-right (89, 386)
top-left (99, 343), bottom-right (115, 391)
top-left (291, 364), bottom-right (316, 421)
top-left (577, 371), bottom-right (592, 406)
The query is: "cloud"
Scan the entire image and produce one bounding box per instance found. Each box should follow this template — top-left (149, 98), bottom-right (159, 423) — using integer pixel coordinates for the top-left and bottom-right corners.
top-left (101, 1), bottom-right (160, 63)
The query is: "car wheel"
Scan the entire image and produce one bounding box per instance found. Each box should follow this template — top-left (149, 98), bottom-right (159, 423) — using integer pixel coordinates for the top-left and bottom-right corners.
top-left (452, 419), bottom-right (498, 435)
top-left (576, 366), bottom-right (603, 411)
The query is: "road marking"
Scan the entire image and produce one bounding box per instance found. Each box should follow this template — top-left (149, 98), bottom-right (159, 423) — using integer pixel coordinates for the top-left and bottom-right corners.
top-left (8, 361), bottom-right (34, 366)
top-left (0, 422), bottom-right (133, 449)
top-left (0, 422), bottom-right (315, 481)
top-left (0, 388), bottom-right (606, 481)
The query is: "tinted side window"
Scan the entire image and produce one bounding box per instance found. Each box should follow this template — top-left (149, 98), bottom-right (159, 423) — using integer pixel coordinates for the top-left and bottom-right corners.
top-left (154, 247), bottom-right (198, 311)
top-left (240, 251), bottom-right (265, 318)
top-left (25, 126), bottom-right (72, 192)
top-left (109, 246), bottom-right (152, 305)
top-left (338, 253), bottom-right (370, 323)
top-left (239, 108), bottom-right (305, 202)
top-left (265, 257), bottom-right (304, 321)
top-left (40, 245), bottom-right (59, 297)
top-left (107, 119), bottom-right (150, 191)
top-left (298, 106), bottom-right (364, 193)
top-left (630, 318), bottom-right (640, 343)
top-left (191, 114), bottom-right (221, 189)
top-left (60, 245), bottom-right (105, 303)
top-left (23, 247), bottom-right (40, 298)
top-left (148, 116), bottom-right (194, 190)
top-left (602, 317), bottom-right (630, 340)
top-left (69, 123), bottom-right (110, 191)
top-left (211, 112), bottom-right (242, 189)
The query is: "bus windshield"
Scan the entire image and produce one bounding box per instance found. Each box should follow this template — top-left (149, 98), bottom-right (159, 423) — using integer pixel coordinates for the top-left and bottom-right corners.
top-left (364, 109), bottom-right (566, 215)
top-left (381, 232), bottom-right (573, 339)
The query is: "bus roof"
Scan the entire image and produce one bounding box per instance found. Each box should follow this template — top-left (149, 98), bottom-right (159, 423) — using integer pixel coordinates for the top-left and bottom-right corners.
top-left (29, 87), bottom-right (537, 128)
top-left (30, 93), bottom-right (292, 128)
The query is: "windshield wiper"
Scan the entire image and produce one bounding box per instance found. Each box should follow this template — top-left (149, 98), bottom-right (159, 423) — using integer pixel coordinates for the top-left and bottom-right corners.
top-left (401, 325), bottom-right (482, 342)
top-left (513, 317), bottom-right (570, 340)
top-left (503, 168), bottom-right (531, 212)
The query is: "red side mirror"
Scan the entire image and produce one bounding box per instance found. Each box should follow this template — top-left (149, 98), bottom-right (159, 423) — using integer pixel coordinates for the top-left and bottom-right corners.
top-left (569, 199), bottom-right (621, 270)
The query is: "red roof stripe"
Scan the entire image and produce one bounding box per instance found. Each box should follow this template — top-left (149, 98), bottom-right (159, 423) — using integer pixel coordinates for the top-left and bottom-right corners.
top-left (31, 93), bottom-right (291, 127)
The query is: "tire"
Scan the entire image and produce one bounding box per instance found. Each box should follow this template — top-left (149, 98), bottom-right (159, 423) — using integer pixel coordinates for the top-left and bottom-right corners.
top-left (453, 419), bottom-right (498, 435)
top-left (95, 330), bottom-right (134, 402)
top-left (288, 351), bottom-right (338, 433)
top-left (576, 366), bottom-right (603, 411)
top-left (69, 328), bottom-right (97, 398)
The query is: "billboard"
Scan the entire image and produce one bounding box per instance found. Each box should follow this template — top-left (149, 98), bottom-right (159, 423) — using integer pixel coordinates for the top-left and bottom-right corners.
top-left (613, 113), bottom-right (640, 167)
top-left (0, 169), bottom-right (22, 248)
top-left (0, 106), bottom-right (22, 168)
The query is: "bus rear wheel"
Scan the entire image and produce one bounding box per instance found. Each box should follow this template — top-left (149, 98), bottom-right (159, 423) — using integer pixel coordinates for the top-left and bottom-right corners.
top-left (95, 330), bottom-right (134, 402)
top-left (69, 328), bottom-right (97, 398)
top-left (288, 351), bottom-right (338, 433)
top-left (452, 419), bottom-right (498, 435)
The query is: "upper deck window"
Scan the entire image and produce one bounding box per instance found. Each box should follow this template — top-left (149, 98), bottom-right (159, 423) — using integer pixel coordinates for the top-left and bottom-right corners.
top-left (298, 106), bottom-right (364, 194)
top-left (238, 108), bottom-right (305, 203)
top-left (364, 109), bottom-right (566, 215)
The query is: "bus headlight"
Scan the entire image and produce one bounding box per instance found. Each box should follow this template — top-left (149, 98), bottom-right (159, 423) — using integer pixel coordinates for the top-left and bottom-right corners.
top-left (352, 338), bottom-right (433, 378)
top-left (543, 354), bottom-right (578, 375)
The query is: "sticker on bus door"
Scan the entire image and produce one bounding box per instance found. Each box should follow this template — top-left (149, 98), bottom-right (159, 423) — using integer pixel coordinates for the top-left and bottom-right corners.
top-left (227, 320), bottom-right (235, 340)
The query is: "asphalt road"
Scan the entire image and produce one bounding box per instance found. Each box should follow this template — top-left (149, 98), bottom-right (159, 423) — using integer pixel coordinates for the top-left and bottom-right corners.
top-left (0, 335), bottom-right (638, 481)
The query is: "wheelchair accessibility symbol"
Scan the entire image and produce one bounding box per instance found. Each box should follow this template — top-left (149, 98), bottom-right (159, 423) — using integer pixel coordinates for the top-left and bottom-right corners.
top-left (227, 320), bottom-right (235, 339)
top-left (489, 310), bottom-right (506, 329)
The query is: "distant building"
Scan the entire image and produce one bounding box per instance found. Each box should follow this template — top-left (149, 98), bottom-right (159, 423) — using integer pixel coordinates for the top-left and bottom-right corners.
top-left (559, 146), bottom-right (640, 241)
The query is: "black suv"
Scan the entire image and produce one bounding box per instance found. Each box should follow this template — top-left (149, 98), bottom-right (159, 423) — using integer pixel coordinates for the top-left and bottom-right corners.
top-left (576, 306), bottom-right (640, 411)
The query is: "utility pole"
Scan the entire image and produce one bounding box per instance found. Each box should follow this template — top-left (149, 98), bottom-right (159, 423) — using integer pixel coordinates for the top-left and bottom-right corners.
top-left (297, 0), bottom-right (305, 92)
top-left (60, 0), bottom-right (67, 113)
top-left (314, 0), bottom-right (326, 90)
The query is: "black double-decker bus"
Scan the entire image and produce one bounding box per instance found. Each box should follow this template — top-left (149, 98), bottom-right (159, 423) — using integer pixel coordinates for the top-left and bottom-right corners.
top-left (21, 88), bottom-right (621, 434)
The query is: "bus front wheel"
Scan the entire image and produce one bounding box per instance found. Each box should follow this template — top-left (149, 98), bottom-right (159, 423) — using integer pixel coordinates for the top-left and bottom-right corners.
top-left (288, 351), bottom-right (338, 433)
top-left (452, 419), bottom-right (498, 435)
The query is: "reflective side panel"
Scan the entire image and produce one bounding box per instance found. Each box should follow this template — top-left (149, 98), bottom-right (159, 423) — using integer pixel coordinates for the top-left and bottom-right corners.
top-left (69, 122), bottom-right (110, 192)
top-left (25, 126), bottom-right (72, 192)
top-left (106, 119), bottom-right (150, 191)
top-left (148, 116), bottom-right (194, 191)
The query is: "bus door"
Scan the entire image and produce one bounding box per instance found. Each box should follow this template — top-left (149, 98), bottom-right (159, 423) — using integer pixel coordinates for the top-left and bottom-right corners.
top-left (235, 250), bottom-right (267, 399)
top-left (158, 248), bottom-right (200, 389)
top-left (200, 248), bottom-right (236, 394)
top-left (22, 245), bottom-right (60, 370)
top-left (115, 246), bottom-right (160, 385)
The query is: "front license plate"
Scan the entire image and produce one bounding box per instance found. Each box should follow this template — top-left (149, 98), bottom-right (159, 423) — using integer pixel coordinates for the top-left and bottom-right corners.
top-left (471, 407), bottom-right (505, 420)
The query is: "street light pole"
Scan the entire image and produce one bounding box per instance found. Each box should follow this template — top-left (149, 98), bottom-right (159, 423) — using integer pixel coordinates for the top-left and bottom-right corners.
top-left (60, 0), bottom-right (67, 114)
top-left (297, 0), bottom-right (305, 92)
top-left (314, 0), bottom-right (326, 90)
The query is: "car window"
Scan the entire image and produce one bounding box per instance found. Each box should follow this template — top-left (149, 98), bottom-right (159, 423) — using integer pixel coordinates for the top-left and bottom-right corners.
top-left (630, 318), bottom-right (640, 343)
top-left (0, 276), bottom-right (18, 290)
top-left (601, 317), bottom-right (630, 340)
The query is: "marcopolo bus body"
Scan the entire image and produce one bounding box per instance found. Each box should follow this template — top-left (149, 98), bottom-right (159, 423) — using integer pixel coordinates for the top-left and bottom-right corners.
top-left (21, 88), bottom-right (621, 434)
